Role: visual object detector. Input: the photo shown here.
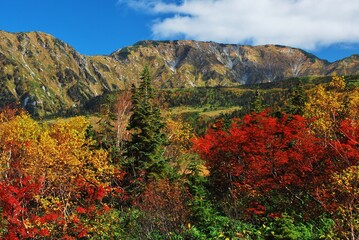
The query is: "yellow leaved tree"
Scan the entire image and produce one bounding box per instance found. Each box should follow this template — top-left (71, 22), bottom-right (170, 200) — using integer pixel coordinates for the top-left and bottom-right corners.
top-left (165, 118), bottom-right (196, 173)
top-left (330, 165), bottom-right (359, 240)
top-left (304, 76), bottom-right (358, 139)
top-left (0, 110), bottom-right (114, 238)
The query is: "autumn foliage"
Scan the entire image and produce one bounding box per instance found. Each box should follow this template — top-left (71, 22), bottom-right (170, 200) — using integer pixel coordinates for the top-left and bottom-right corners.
top-left (0, 75), bottom-right (358, 238)
top-left (194, 109), bottom-right (359, 218)
top-left (195, 112), bottom-right (321, 190)
top-left (132, 178), bottom-right (191, 236)
top-left (0, 110), bottom-right (114, 239)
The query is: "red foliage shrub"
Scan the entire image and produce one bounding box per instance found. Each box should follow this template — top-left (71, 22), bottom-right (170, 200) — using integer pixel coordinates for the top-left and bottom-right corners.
top-left (194, 111), bottom-right (358, 216)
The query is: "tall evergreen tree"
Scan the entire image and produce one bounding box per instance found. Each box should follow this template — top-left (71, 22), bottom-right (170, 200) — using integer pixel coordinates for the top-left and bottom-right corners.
top-left (124, 66), bottom-right (167, 183)
top-left (250, 89), bottom-right (265, 113)
top-left (285, 80), bottom-right (307, 115)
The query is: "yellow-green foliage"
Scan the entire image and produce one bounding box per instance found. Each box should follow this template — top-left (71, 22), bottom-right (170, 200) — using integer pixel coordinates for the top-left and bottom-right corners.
top-left (305, 76), bottom-right (357, 138)
top-left (331, 166), bottom-right (359, 239)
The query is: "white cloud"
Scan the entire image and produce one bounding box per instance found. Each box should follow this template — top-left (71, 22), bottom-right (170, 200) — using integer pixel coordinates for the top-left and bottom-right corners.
top-left (120, 0), bottom-right (359, 50)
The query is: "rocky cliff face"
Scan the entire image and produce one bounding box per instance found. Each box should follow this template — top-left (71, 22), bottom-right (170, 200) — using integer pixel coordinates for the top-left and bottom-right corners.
top-left (111, 40), bottom-right (331, 87)
top-left (0, 31), bottom-right (357, 116)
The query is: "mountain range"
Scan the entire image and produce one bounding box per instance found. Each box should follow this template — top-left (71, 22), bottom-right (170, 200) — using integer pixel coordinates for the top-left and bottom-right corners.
top-left (0, 31), bottom-right (358, 116)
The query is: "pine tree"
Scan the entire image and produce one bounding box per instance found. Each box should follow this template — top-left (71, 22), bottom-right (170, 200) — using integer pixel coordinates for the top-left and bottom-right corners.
top-left (250, 89), bottom-right (265, 113)
top-left (285, 80), bottom-right (307, 115)
top-left (124, 66), bottom-right (167, 183)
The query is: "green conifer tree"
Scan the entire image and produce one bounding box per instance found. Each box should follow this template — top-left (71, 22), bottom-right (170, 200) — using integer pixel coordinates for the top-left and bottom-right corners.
top-left (250, 89), bottom-right (265, 113)
top-left (124, 66), bottom-right (167, 183)
top-left (285, 80), bottom-right (307, 115)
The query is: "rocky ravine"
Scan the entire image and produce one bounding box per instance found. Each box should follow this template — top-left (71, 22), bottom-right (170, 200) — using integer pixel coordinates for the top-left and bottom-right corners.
top-left (0, 31), bottom-right (358, 116)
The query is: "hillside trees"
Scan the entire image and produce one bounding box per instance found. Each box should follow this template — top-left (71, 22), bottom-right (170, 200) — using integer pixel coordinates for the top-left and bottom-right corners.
top-left (1, 71), bottom-right (358, 238)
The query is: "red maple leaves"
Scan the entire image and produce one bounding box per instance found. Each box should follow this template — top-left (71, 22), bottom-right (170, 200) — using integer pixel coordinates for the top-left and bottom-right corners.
top-left (194, 111), bottom-right (359, 216)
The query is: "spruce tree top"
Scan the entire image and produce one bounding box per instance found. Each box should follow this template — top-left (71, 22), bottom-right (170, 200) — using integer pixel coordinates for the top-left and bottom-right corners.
top-left (124, 66), bottom-right (167, 180)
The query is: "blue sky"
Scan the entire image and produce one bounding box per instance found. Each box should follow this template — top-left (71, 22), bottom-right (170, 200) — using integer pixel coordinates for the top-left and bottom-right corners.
top-left (0, 0), bottom-right (358, 62)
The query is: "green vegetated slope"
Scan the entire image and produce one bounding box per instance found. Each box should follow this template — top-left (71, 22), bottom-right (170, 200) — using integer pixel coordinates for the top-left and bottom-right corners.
top-left (0, 31), bottom-right (359, 117)
top-left (85, 74), bottom-right (357, 137)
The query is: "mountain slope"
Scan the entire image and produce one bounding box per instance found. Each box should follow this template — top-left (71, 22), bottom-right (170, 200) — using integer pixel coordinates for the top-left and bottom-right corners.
top-left (0, 31), bottom-right (124, 116)
top-left (0, 31), bottom-right (358, 116)
top-left (327, 54), bottom-right (359, 75)
top-left (111, 40), bottom-right (330, 87)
